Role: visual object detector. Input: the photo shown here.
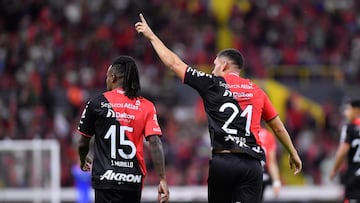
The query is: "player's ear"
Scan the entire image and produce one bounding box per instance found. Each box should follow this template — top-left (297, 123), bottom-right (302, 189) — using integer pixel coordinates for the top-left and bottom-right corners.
top-left (110, 74), bottom-right (117, 84)
top-left (222, 61), bottom-right (229, 72)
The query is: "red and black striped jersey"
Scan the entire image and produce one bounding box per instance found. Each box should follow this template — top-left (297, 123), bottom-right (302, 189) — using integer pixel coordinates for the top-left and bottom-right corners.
top-left (77, 88), bottom-right (162, 191)
top-left (184, 66), bottom-right (273, 161)
top-left (223, 73), bottom-right (278, 142)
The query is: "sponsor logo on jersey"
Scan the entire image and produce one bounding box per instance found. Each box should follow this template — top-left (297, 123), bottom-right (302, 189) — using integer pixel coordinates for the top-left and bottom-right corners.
top-left (218, 81), bottom-right (254, 99)
top-left (135, 100), bottom-right (141, 106)
top-left (101, 102), bottom-right (139, 110)
top-left (106, 109), bottom-right (135, 120)
top-left (232, 92), bottom-right (254, 99)
top-left (123, 103), bottom-right (139, 110)
top-left (219, 81), bottom-right (229, 89)
top-left (187, 67), bottom-right (212, 78)
top-left (228, 83), bottom-right (254, 90)
top-left (100, 170), bottom-right (142, 183)
top-left (101, 102), bottom-right (123, 108)
top-left (222, 89), bottom-right (234, 97)
top-left (218, 81), bottom-right (235, 98)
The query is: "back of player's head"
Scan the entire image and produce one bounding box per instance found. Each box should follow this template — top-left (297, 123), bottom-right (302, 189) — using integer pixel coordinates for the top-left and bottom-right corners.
top-left (217, 48), bottom-right (244, 69)
top-left (111, 55), bottom-right (140, 99)
top-left (349, 99), bottom-right (360, 109)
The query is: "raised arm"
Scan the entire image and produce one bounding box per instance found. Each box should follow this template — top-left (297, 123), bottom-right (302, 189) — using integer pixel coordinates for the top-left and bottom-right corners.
top-left (266, 116), bottom-right (302, 175)
top-left (135, 13), bottom-right (188, 81)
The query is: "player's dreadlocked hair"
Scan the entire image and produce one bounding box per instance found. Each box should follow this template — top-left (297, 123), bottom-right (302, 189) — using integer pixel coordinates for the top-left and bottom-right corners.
top-left (111, 55), bottom-right (141, 99)
top-left (217, 48), bottom-right (244, 69)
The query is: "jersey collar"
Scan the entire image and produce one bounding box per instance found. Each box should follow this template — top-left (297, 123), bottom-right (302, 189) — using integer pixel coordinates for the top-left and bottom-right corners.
top-left (228, 72), bottom-right (240, 77)
top-left (113, 88), bottom-right (125, 94)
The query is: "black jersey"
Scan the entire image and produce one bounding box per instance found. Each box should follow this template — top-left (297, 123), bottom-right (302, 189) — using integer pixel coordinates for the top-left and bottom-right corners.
top-left (340, 119), bottom-right (360, 198)
top-left (183, 66), bottom-right (265, 161)
top-left (77, 88), bottom-right (162, 191)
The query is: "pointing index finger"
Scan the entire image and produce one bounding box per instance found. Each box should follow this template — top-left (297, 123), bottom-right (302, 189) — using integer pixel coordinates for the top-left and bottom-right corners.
top-left (139, 13), bottom-right (146, 24)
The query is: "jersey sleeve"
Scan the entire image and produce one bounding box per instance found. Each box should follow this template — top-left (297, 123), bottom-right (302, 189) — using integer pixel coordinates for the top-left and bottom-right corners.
top-left (262, 92), bottom-right (278, 121)
top-left (77, 100), bottom-right (96, 137)
top-left (144, 103), bottom-right (162, 138)
top-left (183, 66), bottom-right (214, 95)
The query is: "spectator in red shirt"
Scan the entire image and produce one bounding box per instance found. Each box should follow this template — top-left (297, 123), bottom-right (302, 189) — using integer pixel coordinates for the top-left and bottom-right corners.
top-left (258, 127), bottom-right (281, 202)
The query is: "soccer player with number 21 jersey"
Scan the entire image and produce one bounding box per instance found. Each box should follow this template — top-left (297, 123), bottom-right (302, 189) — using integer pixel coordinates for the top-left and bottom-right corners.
top-left (136, 13), bottom-right (302, 203)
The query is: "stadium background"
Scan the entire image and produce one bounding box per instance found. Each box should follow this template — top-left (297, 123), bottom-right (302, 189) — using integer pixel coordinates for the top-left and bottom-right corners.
top-left (0, 0), bottom-right (359, 202)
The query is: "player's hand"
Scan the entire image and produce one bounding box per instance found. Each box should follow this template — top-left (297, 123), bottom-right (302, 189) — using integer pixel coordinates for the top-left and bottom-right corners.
top-left (158, 179), bottom-right (169, 203)
top-left (80, 157), bottom-right (92, 172)
top-left (289, 154), bottom-right (302, 175)
top-left (135, 13), bottom-right (155, 39)
top-left (272, 180), bottom-right (281, 198)
top-left (329, 170), bottom-right (336, 180)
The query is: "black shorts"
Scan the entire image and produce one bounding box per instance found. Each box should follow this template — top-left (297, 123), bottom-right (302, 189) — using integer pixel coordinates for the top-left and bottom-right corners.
top-left (95, 189), bottom-right (141, 203)
top-left (344, 171), bottom-right (360, 200)
top-left (208, 153), bottom-right (263, 203)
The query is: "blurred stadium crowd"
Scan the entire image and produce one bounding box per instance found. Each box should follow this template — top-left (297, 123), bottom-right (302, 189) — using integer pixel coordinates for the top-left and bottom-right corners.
top-left (0, 0), bottom-right (360, 188)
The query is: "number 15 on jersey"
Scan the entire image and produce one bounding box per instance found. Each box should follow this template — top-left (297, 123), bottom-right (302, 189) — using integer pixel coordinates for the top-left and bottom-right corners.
top-left (104, 125), bottom-right (136, 160)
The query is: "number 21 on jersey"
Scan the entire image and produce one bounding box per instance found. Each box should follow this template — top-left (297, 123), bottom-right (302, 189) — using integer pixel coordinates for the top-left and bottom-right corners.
top-left (353, 138), bottom-right (360, 162)
top-left (220, 103), bottom-right (253, 136)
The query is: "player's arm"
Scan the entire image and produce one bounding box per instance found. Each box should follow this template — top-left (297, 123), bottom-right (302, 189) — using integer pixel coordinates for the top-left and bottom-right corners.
top-left (146, 135), bottom-right (169, 203)
top-left (267, 116), bottom-right (302, 175)
top-left (146, 135), bottom-right (166, 179)
top-left (329, 142), bottom-right (350, 180)
top-left (77, 134), bottom-right (92, 171)
top-left (135, 13), bottom-right (188, 81)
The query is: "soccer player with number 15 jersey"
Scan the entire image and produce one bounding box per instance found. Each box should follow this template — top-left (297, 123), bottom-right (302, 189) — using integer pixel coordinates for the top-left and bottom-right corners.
top-left (76, 56), bottom-right (169, 203)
